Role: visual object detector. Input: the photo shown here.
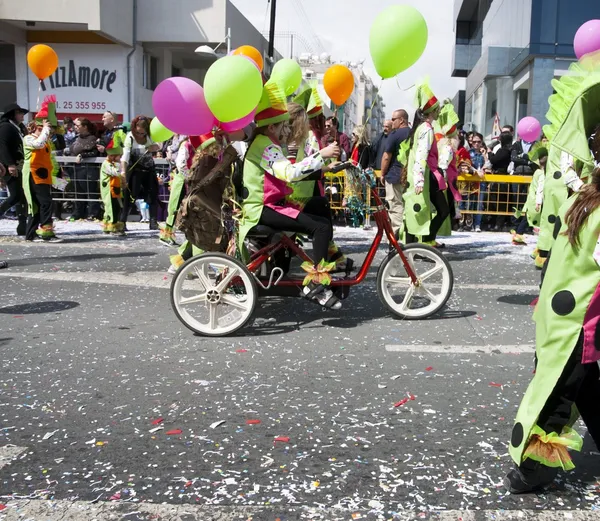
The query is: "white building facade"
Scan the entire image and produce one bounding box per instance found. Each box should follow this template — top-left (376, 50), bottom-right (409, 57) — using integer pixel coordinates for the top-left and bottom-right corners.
top-left (0, 0), bottom-right (278, 123)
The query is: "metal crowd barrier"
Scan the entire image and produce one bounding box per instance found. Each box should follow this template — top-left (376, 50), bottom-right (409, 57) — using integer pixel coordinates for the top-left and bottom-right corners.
top-left (323, 170), bottom-right (533, 217)
top-left (0, 157), bottom-right (173, 216)
top-left (48, 157), bottom-right (173, 203)
top-left (456, 173), bottom-right (532, 215)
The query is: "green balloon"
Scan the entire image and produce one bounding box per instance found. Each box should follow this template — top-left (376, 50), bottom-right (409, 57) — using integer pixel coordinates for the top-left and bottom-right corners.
top-left (204, 55), bottom-right (263, 123)
top-left (271, 59), bottom-right (302, 96)
top-left (150, 117), bottom-right (174, 142)
top-left (369, 5), bottom-right (428, 79)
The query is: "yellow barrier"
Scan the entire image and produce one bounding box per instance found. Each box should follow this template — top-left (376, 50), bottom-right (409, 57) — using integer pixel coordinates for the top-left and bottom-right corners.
top-left (323, 171), bottom-right (533, 217)
top-left (457, 174), bottom-right (532, 216)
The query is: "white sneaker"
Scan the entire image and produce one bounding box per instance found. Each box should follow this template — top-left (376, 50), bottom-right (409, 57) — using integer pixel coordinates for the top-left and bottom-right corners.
top-left (475, 226), bottom-right (482, 233)
top-left (167, 265), bottom-right (178, 275)
top-left (302, 286), bottom-right (342, 310)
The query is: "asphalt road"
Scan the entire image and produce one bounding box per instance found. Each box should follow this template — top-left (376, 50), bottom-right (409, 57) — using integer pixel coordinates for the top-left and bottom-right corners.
top-left (0, 221), bottom-right (599, 521)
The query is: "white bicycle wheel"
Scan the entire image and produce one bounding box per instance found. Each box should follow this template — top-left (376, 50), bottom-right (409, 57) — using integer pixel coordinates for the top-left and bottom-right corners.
top-left (376, 243), bottom-right (454, 320)
top-left (171, 253), bottom-right (257, 337)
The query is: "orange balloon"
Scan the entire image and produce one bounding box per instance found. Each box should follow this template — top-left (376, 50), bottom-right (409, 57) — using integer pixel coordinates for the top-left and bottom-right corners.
top-left (233, 45), bottom-right (264, 72)
top-left (27, 44), bottom-right (59, 80)
top-left (323, 65), bottom-right (354, 106)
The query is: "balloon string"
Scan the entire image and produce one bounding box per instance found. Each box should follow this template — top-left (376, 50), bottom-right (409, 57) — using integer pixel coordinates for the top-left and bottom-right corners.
top-left (362, 79), bottom-right (382, 128)
top-left (36, 80), bottom-right (41, 111)
top-left (395, 76), bottom-right (415, 92)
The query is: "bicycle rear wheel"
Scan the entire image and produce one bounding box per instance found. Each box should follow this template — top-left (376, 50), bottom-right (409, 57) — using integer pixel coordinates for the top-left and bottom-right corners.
top-left (171, 253), bottom-right (257, 336)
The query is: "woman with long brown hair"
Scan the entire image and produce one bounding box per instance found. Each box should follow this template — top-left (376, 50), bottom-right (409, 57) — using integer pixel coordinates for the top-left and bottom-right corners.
top-left (506, 167), bottom-right (600, 494)
top-left (120, 115), bottom-right (161, 230)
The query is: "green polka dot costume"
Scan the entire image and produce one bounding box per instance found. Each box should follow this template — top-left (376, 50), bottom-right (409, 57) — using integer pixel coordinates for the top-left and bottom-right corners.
top-left (538, 59), bottom-right (600, 253)
top-left (509, 194), bottom-right (600, 468)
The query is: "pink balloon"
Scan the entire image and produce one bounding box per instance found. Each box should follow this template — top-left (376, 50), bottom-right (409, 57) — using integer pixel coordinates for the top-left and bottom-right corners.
top-left (517, 116), bottom-right (542, 143)
top-left (574, 20), bottom-right (600, 60)
top-left (152, 77), bottom-right (216, 136)
top-left (219, 109), bottom-right (256, 133)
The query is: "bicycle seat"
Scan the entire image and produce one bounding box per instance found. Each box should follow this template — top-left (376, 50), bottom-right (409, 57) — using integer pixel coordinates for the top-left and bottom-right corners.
top-left (247, 225), bottom-right (278, 237)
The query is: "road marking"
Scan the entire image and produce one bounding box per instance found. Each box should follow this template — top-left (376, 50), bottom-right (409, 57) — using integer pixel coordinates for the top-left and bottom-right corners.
top-left (0, 271), bottom-right (539, 293)
top-left (0, 445), bottom-right (27, 470)
top-left (0, 501), bottom-right (595, 521)
top-left (459, 283), bottom-right (538, 291)
top-left (0, 270), bottom-right (171, 290)
top-left (386, 344), bottom-right (535, 354)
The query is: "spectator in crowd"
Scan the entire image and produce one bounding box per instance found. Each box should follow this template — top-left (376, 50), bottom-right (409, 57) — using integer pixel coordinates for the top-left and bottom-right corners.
top-left (350, 125), bottom-right (372, 169)
top-left (63, 117), bottom-right (77, 147)
top-left (380, 109), bottom-right (410, 241)
top-left (467, 131), bottom-right (475, 150)
top-left (64, 118), bottom-right (101, 220)
top-left (321, 116), bottom-right (351, 159)
top-left (490, 125), bottom-right (515, 154)
top-left (370, 119), bottom-right (392, 170)
top-left (510, 131), bottom-right (537, 228)
top-left (97, 111), bottom-right (119, 155)
top-left (460, 132), bottom-right (486, 232)
top-left (486, 131), bottom-right (513, 172)
top-left (485, 131), bottom-right (513, 230)
top-left (120, 115), bottom-right (161, 230)
top-left (0, 103), bottom-right (28, 235)
top-left (51, 125), bottom-right (66, 153)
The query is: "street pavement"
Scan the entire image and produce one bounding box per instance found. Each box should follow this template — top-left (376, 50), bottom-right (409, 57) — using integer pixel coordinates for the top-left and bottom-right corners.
top-left (0, 219), bottom-right (599, 521)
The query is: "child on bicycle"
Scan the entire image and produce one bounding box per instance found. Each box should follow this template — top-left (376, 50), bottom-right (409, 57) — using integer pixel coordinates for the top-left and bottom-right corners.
top-left (240, 80), bottom-right (342, 309)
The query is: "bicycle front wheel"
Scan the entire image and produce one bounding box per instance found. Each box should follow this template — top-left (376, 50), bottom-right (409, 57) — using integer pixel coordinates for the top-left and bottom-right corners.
top-left (376, 243), bottom-right (454, 320)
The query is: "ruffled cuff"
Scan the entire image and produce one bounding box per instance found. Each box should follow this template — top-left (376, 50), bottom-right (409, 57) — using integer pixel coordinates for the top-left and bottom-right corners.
top-left (523, 425), bottom-right (583, 471)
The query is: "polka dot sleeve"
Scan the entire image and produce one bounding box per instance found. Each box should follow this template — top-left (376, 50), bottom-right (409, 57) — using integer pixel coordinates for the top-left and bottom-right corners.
top-left (260, 143), bottom-right (323, 183)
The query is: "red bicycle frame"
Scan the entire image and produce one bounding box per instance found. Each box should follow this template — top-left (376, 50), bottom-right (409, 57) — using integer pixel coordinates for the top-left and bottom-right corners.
top-left (246, 185), bottom-right (418, 287)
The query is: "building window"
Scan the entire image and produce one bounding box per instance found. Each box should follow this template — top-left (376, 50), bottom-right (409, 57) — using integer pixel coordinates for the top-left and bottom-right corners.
top-left (143, 53), bottom-right (158, 90)
top-left (0, 43), bottom-right (17, 110)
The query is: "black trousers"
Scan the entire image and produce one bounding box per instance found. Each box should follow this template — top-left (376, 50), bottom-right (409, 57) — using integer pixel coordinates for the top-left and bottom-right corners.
top-left (121, 169), bottom-right (159, 222)
top-left (25, 180), bottom-right (53, 240)
top-left (108, 198), bottom-right (121, 225)
top-left (406, 173), bottom-right (450, 244)
top-left (72, 164), bottom-right (101, 219)
top-left (258, 201), bottom-right (333, 264)
top-left (529, 333), bottom-right (600, 461)
top-left (515, 215), bottom-right (529, 235)
top-left (0, 172), bottom-right (26, 217)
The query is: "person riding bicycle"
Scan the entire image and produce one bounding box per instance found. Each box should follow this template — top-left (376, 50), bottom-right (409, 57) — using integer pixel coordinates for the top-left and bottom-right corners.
top-left (239, 80), bottom-right (343, 309)
top-left (286, 90), bottom-right (353, 271)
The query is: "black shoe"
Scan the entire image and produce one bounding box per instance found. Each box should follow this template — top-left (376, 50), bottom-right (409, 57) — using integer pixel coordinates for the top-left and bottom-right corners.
top-left (504, 463), bottom-right (558, 494)
top-left (149, 219), bottom-right (159, 231)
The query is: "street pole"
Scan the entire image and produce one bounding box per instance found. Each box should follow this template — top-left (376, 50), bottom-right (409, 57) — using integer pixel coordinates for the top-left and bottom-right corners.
top-left (268, 0), bottom-right (277, 60)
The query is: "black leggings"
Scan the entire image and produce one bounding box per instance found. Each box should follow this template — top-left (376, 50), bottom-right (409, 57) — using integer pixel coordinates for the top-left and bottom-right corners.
top-left (25, 180), bottom-right (53, 240)
top-left (531, 332), bottom-right (600, 454)
top-left (120, 169), bottom-right (159, 222)
top-left (258, 201), bottom-right (333, 264)
top-left (0, 172), bottom-right (26, 217)
top-left (406, 173), bottom-right (450, 243)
